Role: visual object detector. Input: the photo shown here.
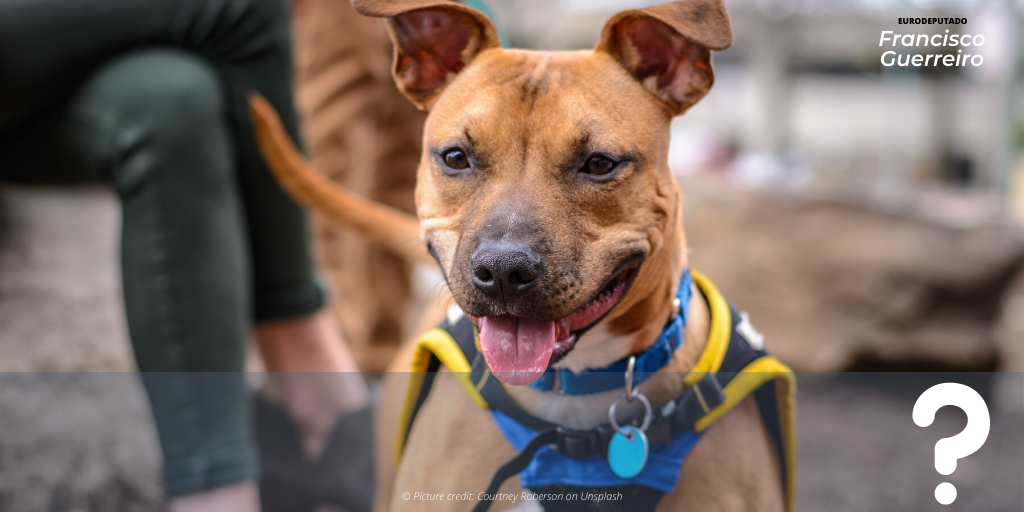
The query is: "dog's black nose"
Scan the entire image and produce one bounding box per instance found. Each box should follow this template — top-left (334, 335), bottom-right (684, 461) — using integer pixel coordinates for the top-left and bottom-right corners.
top-left (471, 241), bottom-right (542, 302)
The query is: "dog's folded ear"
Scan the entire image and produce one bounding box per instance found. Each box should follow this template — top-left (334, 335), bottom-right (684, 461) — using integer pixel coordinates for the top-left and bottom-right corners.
top-left (351, 0), bottom-right (500, 109)
top-left (596, 0), bottom-right (732, 116)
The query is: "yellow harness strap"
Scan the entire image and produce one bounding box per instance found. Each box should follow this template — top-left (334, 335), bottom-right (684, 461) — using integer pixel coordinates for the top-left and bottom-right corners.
top-left (686, 271), bottom-right (730, 382)
top-left (690, 270), bottom-right (798, 512)
top-left (694, 355), bottom-right (798, 512)
top-left (395, 327), bottom-right (488, 464)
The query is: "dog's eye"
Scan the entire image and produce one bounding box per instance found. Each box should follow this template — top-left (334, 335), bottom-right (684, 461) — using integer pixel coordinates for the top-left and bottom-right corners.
top-left (583, 156), bottom-right (617, 176)
top-left (443, 149), bottom-right (469, 170)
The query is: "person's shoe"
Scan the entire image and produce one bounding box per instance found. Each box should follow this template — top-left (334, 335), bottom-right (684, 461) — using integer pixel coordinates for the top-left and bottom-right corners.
top-left (255, 394), bottom-right (374, 512)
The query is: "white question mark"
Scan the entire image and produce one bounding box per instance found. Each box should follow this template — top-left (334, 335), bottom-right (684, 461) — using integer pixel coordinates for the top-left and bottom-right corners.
top-left (912, 382), bottom-right (991, 505)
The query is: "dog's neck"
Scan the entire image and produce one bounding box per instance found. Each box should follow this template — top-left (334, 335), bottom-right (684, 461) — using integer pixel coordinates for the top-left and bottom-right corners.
top-left (507, 185), bottom-right (710, 429)
top-left (506, 279), bottom-right (710, 429)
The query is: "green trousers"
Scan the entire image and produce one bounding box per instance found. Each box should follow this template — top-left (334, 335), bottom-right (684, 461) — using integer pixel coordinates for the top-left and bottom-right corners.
top-left (0, 0), bottom-right (323, 497)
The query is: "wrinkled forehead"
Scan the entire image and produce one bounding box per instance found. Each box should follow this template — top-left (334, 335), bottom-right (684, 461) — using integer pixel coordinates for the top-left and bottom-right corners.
top-left (425, 49), bottom-right (668, 150)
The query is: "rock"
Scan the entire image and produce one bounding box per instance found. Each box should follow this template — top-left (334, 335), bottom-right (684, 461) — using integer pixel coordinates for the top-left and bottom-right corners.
top-left (683, 178), bottom-right (1024, 372)
top-left (996, 269), bottom-right (1024, 372)
top-left (0, 185), bottom-right (132, 372)
top-left (0, 186), bottom-right (160, 511)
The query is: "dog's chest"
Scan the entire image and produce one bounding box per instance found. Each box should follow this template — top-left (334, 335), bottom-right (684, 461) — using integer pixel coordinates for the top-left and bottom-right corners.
top-left (395, 373), bottom-right (526, 509)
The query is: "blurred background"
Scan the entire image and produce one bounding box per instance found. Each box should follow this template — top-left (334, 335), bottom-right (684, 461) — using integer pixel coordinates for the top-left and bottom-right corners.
top-left (483, 0), bottom-right (1024, 376)
top-left (0, 0), bottom-right (1022, 510)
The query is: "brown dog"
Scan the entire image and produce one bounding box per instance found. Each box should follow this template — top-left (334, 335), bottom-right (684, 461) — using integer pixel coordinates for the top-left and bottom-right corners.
top-left (250, 0), bottom-right (790, 510)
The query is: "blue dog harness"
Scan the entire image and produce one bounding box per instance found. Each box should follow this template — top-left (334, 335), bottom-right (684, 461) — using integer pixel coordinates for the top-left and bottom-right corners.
top-left (491, 409), bottom-right (703, 492)
top-left (398, 270), bottom-right (796, 512)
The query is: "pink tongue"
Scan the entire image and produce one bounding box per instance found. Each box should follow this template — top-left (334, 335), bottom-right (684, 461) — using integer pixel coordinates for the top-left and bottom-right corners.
top-left (478, 315), bottom-right (556, 386)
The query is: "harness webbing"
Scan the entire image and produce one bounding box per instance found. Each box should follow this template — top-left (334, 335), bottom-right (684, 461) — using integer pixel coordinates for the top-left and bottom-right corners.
top-left (397, 270), bottom-right (797, 512)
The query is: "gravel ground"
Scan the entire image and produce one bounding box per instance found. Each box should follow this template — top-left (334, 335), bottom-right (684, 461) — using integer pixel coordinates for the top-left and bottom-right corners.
top-left (0, 374), bottom-right (161, 511)
top-left (796, 373), bottom-right (1022, 512)
top-left (0, 185), bottom-right (1020, 511)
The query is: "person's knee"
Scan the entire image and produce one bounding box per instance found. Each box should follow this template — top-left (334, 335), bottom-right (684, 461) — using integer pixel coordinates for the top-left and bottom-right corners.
top-left (71, 49), bottom-right (233, 195)
top-left (242, 0), bottom-right (292, 46)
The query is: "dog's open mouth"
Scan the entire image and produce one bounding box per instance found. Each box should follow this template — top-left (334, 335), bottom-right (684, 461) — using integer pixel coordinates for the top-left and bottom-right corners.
top-left (467, 259), bottom-right (641, 386)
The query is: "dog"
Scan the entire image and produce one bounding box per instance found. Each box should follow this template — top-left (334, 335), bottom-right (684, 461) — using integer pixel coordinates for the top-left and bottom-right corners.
top-left (250, 1), bottom-right (795, 510)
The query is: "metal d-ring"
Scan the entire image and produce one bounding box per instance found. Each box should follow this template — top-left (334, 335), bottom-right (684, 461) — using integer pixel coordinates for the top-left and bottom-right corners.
top-left (608, 390), bottom-right (653, 438)
top-left (624, 355), bottom-right (637, 401)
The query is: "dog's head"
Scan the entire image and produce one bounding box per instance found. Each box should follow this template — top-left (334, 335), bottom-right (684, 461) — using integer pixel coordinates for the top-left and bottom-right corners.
top-left (354, 0), bottom-right (732, 385)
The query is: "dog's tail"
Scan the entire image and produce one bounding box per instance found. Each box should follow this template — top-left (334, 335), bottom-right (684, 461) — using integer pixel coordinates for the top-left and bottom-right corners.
top-left (248, 94), bottom-right (433, 266)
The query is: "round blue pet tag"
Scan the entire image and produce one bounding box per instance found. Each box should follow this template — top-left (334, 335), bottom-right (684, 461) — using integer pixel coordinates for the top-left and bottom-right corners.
top-left (608, 426), bottom-right (649, 479)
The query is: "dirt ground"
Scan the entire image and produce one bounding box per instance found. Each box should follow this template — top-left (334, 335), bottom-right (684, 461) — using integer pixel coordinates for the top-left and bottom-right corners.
top-left (0, 184), bottom-right (1020, 511)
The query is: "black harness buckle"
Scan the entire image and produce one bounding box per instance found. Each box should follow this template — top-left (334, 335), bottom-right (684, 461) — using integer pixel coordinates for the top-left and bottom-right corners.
top-left (555, 427), bottom-right (599, 459)
top-left (554, 423), bottom-right (618, 460)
